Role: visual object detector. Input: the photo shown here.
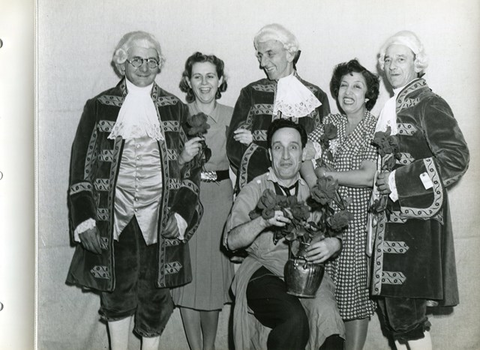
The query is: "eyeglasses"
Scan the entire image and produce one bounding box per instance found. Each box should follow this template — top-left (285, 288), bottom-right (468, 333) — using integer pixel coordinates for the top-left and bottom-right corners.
top-left (126, 57), bottom-right (159, 69)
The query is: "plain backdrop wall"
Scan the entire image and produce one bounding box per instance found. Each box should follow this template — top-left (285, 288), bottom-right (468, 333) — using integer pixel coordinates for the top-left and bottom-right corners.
top-left (37, 0), bottom-right (480, 349)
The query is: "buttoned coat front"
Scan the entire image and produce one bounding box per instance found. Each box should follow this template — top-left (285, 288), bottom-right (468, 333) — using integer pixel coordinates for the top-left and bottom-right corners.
top-left (66, 79), bottom-right (203, 292)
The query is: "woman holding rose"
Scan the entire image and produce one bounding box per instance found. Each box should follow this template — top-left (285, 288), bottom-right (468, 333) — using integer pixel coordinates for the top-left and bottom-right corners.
top-left (171, 52), bottom-right (234, 350)
top-left (301, 59), bottom-right (379, 350)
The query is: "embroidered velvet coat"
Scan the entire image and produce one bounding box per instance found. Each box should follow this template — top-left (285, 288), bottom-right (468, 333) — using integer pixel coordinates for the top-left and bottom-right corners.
top-left (226, 75), bottom-right (329, 191)
top-left (371, 79), bottom-right (469, 306)
top-left (66, 79), bottom-right (203, 292)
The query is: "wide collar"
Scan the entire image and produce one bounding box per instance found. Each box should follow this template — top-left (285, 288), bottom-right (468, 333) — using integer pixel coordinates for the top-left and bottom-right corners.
top-left (396, 78), bottom-right (431, 113)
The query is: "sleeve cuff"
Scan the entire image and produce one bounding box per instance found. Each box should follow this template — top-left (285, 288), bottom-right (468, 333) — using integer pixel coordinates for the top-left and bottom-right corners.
top-left (388, 170), bottom-right (399, 202)
top-left (74, 218), bottom-right (96, 242)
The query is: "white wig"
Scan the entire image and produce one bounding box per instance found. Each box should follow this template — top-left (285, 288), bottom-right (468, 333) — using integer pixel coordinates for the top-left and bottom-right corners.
top-left (378, 30), bottom-right (429, 73)
top-left (112, 31), bottom-right (165, 76)
top-left (253, 23), bottom-right (300, 56)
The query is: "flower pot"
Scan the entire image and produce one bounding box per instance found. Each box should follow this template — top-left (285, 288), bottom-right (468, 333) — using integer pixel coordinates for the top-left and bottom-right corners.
top-left (284, 258), bottom-right (324, 298)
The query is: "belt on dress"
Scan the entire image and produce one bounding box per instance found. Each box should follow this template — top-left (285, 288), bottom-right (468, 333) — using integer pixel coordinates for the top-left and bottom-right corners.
top-left (201, 170), bottom-right (229, 182)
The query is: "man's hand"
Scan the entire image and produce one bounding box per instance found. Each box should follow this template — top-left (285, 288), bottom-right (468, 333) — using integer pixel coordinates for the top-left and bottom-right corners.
top-left (233, 128), bottom-right (253, 146)
top-left (304, 237), bottom-right (341, 264)
top-left (263, 210), bottom-right (291, 228)
top-left (179, 137), bottom-right (203, 165)
top-left (79, 227), bottom-right (104, 254)
top-left (376, 171), bottom-right (391, 195)
top-left (162, 214), bottom-right (180, 239)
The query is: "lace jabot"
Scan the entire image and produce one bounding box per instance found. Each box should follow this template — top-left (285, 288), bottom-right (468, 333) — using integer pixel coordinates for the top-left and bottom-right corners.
top-left (273, 74), bottom-right (321, 118)
top-left (108, 79), bottom-right (164, 141)
top-left (375, 86), bottom-right (404, 135)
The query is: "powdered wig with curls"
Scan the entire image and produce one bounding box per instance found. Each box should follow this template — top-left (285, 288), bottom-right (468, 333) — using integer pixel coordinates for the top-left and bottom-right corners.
top-left (330, 59), bottom-right (380, 111)
top-left (112, 31), bottom-right (165, 76)
top-left (253, 23), bottom-right (300, 57)
top-left (378, 30), bottom-right (429, 75)
top-left (179, 52), bottom-right (228, 103)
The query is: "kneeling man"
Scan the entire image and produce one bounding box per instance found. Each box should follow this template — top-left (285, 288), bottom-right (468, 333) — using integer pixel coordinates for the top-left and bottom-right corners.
top-left (225, 119), bottom-right (345, 350)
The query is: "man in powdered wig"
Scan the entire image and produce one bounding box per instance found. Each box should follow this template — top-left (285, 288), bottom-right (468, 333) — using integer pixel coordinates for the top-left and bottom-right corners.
top-left (66, 31), bottom-right (204, 350)
top-left (371, 30), bottom-right (469, 349)
top-left (227, 23), bottom-right (330, 193)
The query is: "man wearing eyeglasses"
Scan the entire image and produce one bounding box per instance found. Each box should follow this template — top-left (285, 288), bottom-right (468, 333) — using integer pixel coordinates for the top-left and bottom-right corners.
top-left (66, 31), bottom-right (204, 350)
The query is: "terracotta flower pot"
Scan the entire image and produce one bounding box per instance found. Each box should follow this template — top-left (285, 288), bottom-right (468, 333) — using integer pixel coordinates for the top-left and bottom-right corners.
top-left (284, 258), bottom-right (324, 298)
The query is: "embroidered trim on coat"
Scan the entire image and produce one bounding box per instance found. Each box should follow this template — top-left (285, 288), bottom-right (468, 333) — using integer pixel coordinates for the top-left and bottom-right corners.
top-left (94, 178), bottom-right (110, 192)
top-left (98, 95), bottom-right (123, 107)
top-left (90, 265), bottom-right (111, 279)
top-left (162, 120), bottom-right (180, 132)
top-left (382, 271), bottom-right (406, 285)
top-left (396, 79), bottom-right (427, 113)
top-left (397, 153), bottom-right (415, 166)
top-left (182, 179), bottom-right (200, 195)
top-left (84, 127), bottom-right (98, 180)
top-left (395, 158), bottom-right (443, 219)
top-left (383, 241), bottom-right (409, 254)
top-left (371, 213), bottom-right (387, 295)
top-left (397, 123), bottom-right (418, 136)
top-left (97, 120), bottom-right (116, 133)
top-left (252, 104), bottom-right (274, 116)
top-left (252, 130), bottom-right (267, 141)
top-left (99, 150), bottom-right (114, 162)
top-left (252, 83), bottom-right (275, 93)
top-left (239, 143), bottom-right (259, 190)
top-left (167, 149), bottom-right (178, 161)
top-left (70, 182), bottom-right (93, 195)
top-left (164, 261), bottom-right (183, 275)
top-left (155, 96), bottom-right (179, 107)
top-left (97, 208), bottom-right (110, 221)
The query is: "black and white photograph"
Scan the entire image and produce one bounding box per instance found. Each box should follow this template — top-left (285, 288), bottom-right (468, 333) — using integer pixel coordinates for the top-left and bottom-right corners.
top-left (0, 0), bottom-right (479, 349)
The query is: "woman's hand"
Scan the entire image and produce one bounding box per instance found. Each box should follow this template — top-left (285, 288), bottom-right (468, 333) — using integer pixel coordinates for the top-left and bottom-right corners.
top-left (233, 128), bottom-right (253, 145)
top-left (179, 137), bottom-right (203, 165)
top-left (314, 166), bottom-right (328, 178)
top-left (304, 237), bottom-right (341, 264)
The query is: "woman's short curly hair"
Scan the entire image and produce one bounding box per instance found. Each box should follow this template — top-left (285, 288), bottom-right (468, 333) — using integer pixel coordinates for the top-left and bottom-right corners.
top-left (378, 30), bottom-right (429, 75)
top-left (253, 23), bottom-right (300, 57)
top-left (112, 31), bottom-right (165, 76)
top-left (330, 59), bottom-right (380, 111)
top-left (179, 52), bottom-right (228, 103)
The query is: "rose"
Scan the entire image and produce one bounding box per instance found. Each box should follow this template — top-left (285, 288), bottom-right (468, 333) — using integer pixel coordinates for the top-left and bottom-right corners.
top-left (371, 126), bottom-right (400, 158)
top-left (290, 202), bottom-right (310, 222)
top-left (186, 112), bottom-right (210, 136)
top-left (318, 123), bottom-right (338, 162)
top-left (258, 189), bottom-right (277, 210)
top-left (328, 210), bottom-right (353, 232)
top-left (262, 208), bottom-right (275, 220)
top-left (323, 123), bottom-right (338, 141)
top-left (310, 176), bottom-right (339, 205)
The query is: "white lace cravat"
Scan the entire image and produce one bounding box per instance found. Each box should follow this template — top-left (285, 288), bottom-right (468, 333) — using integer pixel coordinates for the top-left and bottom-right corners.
top-left (108, 79), bottom-right (164, 141)
top-left (273, 74), bottom-right (321, 118)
